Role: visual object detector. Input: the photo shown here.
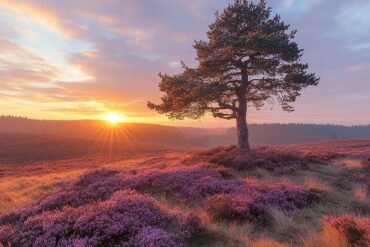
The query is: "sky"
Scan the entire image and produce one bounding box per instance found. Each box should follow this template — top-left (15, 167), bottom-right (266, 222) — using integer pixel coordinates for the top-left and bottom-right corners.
top-left (0, 0), bottom-right (369, 127)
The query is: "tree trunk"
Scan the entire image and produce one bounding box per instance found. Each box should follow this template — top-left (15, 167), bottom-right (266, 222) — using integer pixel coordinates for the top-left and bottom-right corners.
top-left (237, 67), bottom-right (250, 150)
top-left (236, 97), bottom-right (250, 150)
top-left (236, 111), bottom-right (250, 150)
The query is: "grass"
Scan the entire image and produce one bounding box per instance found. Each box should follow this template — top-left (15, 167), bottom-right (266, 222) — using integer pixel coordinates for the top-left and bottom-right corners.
top-left (0, 168), bottom-right (86, 214)
top-left (0, 139), bottom-right (370, 246)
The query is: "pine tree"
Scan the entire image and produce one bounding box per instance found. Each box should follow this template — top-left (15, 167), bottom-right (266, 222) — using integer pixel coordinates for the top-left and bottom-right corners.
top-left (148, 0), bottom-right (319, 149)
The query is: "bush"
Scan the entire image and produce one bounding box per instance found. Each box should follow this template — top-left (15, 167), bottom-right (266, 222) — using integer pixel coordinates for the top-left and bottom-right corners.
top-left (189, 146), bottom-right (308, 175)
top-left (178, 214), bottom-right (209, 244)
top-left (204, 194), bottom-right (269, 223)
top-left (121, 162), bottom-right (245, 203)
top-left (204, 181), bottom-right (319, 224)
top-left (130, 226), bottom-right (177, 247)
top-left (0, 190), bottom-right (177, 246)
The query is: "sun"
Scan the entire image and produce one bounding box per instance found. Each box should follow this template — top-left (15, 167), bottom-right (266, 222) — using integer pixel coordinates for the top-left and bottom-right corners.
top-left (102, 112), bottom-right (125, 124)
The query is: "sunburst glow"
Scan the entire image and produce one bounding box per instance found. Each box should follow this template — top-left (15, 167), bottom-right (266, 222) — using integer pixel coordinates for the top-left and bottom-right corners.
top-left (102, 112), bottom-right (125, 124)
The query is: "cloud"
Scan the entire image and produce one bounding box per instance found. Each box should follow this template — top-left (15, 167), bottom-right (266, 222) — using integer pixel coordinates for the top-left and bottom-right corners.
top-left (0, 0), bottom-right (369, 125)
top-left (335, 2), bottom-right (370, 34)
top-left (42, 102), bottom-right (107, 116)
top-left (333, 1), bottom-right (370, 50)
top-left (346, 65), bottom-right (368, 72)
top-left (0, 0), bottom-right (83, 38)
top-left (277, 0), bottom-right (322, 16)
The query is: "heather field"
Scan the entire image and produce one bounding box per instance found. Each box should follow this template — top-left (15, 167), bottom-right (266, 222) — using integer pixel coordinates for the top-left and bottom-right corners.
top-left (2, 0), bottom-right (370, 246)
top-left (1, 139), bottom-right (370, 246)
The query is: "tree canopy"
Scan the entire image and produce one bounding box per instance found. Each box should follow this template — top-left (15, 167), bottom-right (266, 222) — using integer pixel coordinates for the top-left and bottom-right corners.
top-left (148, 0), bottom-right (319, 149)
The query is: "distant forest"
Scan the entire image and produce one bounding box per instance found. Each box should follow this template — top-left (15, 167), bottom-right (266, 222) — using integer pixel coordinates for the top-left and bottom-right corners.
top-left (1, 116), bottom-right (370, 147)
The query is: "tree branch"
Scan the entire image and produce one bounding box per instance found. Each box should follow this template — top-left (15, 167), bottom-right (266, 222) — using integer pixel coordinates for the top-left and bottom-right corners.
top-left (213, 112), bottom-right (236, 120)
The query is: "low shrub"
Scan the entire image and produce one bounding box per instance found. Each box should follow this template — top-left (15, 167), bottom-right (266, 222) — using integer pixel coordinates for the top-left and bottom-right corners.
top-left (178, 214), bottom-right (209, 244)
top-left (0, 170), bottom-right (207, 247)
top-left (204, 194), bottom-right (269, 223)
top-left (189, 146), bottom-right (308, 175)
top-left (130, 226), bottom-right (177, 247)
top-left (0, 190), bottom-right (180, 246)
top-left (121, 162), bottom-right (245, 203)
top-left (204, 181), bottom-right (319, 224)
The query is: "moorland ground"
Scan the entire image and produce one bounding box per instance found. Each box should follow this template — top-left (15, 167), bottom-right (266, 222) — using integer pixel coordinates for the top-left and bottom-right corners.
top-left (0, 135), bottom-right (369, 246)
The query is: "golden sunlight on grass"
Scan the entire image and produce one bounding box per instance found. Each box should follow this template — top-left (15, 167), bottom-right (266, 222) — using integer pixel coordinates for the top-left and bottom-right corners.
top-left (333, 158), bottom-right (365, 169)
top-left (304, 177), bottom-right (331, 192)
top-left (0, 162), bottom-right (119, 214)
top-left (302, 223), bottom-right (347, 247)
top-left (101, 112), bottom-right (126, 124)
top-left (354, 187), bottom-right (368, 200)
top-left (0, 154), bottom-right (164, 214)
top-left (0, 169), bottom-right (85, 214)
top-left (252, 239), bottom-right (289, 247)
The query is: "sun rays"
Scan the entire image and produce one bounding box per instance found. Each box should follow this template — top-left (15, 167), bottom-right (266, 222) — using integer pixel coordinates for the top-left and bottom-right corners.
top-left (102, 112), bottom-right (125, 124)
top-left (87, 115), bottom-right (137, 160)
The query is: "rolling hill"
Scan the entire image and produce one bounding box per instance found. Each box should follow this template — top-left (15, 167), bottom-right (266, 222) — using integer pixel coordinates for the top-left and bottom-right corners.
top-left (1, 116), bottom-right (370, 147)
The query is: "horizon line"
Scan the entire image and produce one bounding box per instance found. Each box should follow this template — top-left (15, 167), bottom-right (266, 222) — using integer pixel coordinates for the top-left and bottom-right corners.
top-left (1, 115), bottom-right (370, 128)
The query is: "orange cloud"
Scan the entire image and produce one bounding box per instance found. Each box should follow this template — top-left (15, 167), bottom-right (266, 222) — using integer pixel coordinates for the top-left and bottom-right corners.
top-left (0, 0), bottom-right (369, 126)
top-left (0, 0), bottom-right (82, 38)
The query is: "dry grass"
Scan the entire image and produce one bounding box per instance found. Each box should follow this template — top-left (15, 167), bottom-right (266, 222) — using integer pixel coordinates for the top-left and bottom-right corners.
top-left (276, 139), bottom-right (370, 158)
top-left (0, 169), bottom-right (85, 213)
top-left (210, 223), bottom-right (253, 247)
top-left (354, 187), bottom-right (368, 200)
top-left (268, 208), bottom-right (308, 243)
top-left (1, 138), bottom-right (370, 246)
top-left (304, 177), bottom-right (331, 191)
top-left (252, 239), bottom-right (289, 247)
top-left (301, 223), bottom-right (348, 247)
top-left (0, 136), bottom-right (181, 214)
top-left (0, 155), bottom-right (176, 214)
top-left (333, 158), bottom-right (366, 169)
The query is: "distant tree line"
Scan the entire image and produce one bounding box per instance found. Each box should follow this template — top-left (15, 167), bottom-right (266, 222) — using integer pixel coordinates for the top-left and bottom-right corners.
top-left (0, 116), bottom-right (369, 147)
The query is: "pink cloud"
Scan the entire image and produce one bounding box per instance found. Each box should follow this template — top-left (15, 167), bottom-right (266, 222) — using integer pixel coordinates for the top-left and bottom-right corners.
top-left (0, 0), bottom-right (369, 125)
